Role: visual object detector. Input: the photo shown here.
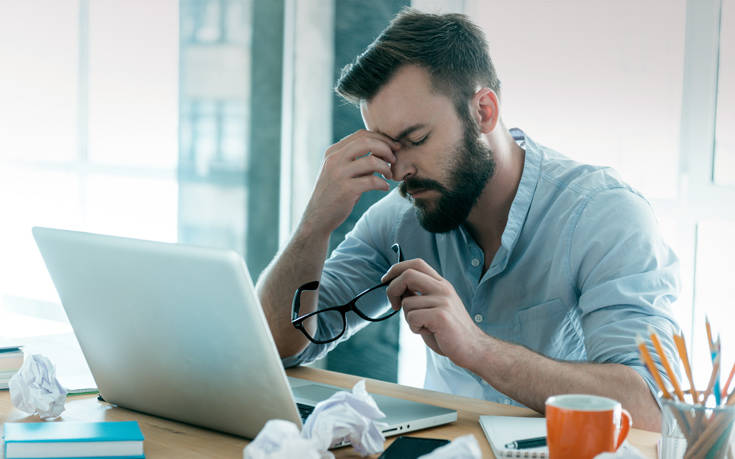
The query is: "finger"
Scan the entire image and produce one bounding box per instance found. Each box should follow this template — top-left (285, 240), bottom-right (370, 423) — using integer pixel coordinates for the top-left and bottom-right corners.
top-left (337, 129), bottom-right (400, 149)
top-left (344, 154), bottom-right (393, 180)
top-left (404, 309), bottom-right (444, 355)
top-left (351, 175), bottom-right (391, 194)
top-left (404, 308), bottom-right (439, 335)
top-left (382, 258), bottom-right (443, 283)
top-left (385, 269), bottom-right (441, 308)
top-left (341, 134), bottom-right (398, 163)
top-left (420, 331), bottom-right (443, 356)
top-left (347, 129), bottom-right (401, 154)
top-left (400, 294), bottom-right (442, 312)
top-left (370, 130), bottom-right (403, 150)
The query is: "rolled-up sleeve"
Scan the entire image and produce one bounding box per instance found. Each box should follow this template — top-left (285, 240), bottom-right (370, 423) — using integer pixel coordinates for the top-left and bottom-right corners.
top-left (570, 187), bottom-right (682, 404)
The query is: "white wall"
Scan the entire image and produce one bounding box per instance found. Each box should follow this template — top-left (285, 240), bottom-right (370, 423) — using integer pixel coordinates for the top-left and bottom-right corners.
top-left (468, 0), bottom-right (685, 201)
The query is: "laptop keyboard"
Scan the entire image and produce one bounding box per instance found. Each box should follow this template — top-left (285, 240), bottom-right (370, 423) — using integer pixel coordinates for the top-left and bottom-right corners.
top-left (297, 402), bottom-right (315, 421)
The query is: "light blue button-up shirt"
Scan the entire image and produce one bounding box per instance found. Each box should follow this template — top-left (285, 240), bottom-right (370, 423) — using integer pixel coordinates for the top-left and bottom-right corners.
top-left (283, 128), bottom-right (681, 407)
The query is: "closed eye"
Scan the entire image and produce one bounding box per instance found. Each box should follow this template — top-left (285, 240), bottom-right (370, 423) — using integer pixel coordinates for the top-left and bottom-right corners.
top-left (409, 134), bottom-right (429, 147)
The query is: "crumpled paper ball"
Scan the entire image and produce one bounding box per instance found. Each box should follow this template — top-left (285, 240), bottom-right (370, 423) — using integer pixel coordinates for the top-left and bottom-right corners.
top-left (244, 419), bottom-right (328, 459)
top-left (8, 353), bottom-right (68, 419)
top-left (301, 379), bottom-right (388, 455)
top-left (243, 379), bottom-right (387, 459)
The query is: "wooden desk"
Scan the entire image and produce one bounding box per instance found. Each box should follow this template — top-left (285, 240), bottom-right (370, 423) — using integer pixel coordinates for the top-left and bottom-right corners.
top-left (1, 366), bottom-right (660, 458)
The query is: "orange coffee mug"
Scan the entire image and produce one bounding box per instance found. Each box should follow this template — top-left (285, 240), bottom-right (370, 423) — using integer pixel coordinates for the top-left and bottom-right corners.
top-left (546, 394), bottom-right (632, 459)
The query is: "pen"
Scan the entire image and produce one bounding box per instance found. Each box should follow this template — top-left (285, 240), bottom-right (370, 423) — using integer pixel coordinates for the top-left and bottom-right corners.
top-left (504, 436), bottom-right (547, 449)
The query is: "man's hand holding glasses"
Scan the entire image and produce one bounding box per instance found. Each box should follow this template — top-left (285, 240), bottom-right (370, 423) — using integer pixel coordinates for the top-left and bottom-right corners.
top-left (291, 243), bottom-right (403, 344)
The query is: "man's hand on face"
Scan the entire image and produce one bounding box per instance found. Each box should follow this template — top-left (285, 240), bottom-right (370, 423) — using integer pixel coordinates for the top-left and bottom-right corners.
top-left (381, 259), bottom-right (486, 370)
top-left (301, 130), bottom-right (399, 237)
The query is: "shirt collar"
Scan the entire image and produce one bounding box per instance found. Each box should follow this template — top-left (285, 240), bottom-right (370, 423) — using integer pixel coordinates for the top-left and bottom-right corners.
top-left (439, 128), bottom-right (541, 271)
top-left (492, 128), bottom-right (542, 271)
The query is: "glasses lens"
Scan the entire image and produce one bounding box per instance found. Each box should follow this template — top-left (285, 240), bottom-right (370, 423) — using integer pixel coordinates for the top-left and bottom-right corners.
top-left (354, 284), bottom-right (395, 320)
top-left (304, 308), bottom-right (346, 343)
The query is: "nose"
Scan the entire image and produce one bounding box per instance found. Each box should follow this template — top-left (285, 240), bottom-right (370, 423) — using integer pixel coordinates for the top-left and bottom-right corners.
top-left (390, 152), bottom-right (416, 182)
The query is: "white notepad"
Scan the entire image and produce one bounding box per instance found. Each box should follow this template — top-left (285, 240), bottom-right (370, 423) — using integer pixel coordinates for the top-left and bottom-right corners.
top-left (479, 415), bottom-right (548, 458)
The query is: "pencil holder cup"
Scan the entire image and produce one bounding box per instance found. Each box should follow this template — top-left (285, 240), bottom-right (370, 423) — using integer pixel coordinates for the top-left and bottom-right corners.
top-left (661, 399), bottom-right (735, 459)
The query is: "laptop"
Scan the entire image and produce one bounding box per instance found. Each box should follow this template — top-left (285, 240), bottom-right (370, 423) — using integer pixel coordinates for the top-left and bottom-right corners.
top-left (32, 227), bottom-right (457, 441)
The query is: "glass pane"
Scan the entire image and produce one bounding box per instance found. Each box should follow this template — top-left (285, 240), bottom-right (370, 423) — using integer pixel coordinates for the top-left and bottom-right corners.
top-left (0, 165), bottom-right (83, 303)
top-left (0, 2), bottom-right (179, 325)
top-left (85, 174), bottom-right (178, 242)
top-left (178, 0), bottom-right (254, 262)
top-left (87, 0), bottom-right (178, 169)
top-left (0, 1), bottom-right (78, 162)
top-left (715, 0), bottom-right (735, 185)
top-left (692, 220), bottom-right (735, 388)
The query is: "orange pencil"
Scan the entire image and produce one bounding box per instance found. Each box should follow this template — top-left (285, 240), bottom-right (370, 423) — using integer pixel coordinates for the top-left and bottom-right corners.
top-left (673, 332), bottom-right (699, 404)
top-left (705, 316), bottom-right (714, 352)
top-left (649, 327), bottom-right (686, 401)
top-left (722, 361), bottom-right (735, 401)
top-left (636, 335), bottom-right (672, 400)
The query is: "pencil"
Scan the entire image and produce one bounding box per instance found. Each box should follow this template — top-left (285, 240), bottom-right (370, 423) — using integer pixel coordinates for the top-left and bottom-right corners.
top-left (722, 361), bottom-right (735, 401)
top-left (705, 318), bottom-right (721, 405)
top-left (674, 332), bottom-right (699, 404)
top-left (636, 334), bottom-right (672, 400)
top-left (701, 354), bottom-right (721, 405)
top-left (649, 327), bottom-right (686, 401)
top-left (714, 336), bottom-right (721, 405)
top-left (684, 411), bottom-right (731, 459)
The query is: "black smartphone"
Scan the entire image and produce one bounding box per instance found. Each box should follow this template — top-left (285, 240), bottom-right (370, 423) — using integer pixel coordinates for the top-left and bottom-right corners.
top-left (378, 436), bottom-right (451, 459)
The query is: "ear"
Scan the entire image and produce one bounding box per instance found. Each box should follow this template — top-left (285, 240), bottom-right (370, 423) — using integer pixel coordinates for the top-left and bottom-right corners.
top-left (471, 88), bottom-right (500, 134)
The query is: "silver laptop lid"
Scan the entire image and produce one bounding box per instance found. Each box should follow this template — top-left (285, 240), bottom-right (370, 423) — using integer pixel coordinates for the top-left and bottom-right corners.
top-left (32, 226), bottom-right (302, 438)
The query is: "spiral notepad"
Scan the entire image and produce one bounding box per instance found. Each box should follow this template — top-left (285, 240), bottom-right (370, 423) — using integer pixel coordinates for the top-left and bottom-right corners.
top-left (479, 415), bottom-right (548, 458)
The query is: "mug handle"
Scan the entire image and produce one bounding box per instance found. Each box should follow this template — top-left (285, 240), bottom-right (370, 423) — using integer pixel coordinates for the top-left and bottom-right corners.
top-left (615, 408), bottom-right (633, 450)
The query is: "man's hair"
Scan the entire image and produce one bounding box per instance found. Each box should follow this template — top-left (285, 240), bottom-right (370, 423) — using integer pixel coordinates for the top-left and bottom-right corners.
top-left (336, 8), bottom-right (501, 115)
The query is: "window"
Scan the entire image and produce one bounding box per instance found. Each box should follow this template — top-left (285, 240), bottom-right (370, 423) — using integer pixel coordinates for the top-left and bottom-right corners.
top-left (715, 0), bottom-right (735, 185)
top-left (0, 1), bottom-right (179, 323)
top-left (0, 0), bottom-right (282, 369)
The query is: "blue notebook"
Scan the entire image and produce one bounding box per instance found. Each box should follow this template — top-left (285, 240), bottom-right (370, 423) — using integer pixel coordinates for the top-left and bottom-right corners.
top-left (3, 421), bottom-right (144, 458)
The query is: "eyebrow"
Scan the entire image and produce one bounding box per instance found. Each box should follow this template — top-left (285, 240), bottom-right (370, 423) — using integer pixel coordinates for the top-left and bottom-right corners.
top-left (380, 124), bottom-right (427, 142)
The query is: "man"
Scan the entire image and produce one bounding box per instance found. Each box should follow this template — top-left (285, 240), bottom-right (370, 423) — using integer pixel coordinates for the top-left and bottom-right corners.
top-left (256, 9), bottom-right (680, 431)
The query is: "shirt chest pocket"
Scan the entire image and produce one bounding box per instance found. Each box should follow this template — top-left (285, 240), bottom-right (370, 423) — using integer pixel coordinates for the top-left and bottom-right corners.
top-left (516, 299), bottom-right (584, 360)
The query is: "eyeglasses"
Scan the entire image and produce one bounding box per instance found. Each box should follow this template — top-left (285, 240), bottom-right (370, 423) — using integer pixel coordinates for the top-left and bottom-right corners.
top-left (291, 243), bottom-right (403, 344)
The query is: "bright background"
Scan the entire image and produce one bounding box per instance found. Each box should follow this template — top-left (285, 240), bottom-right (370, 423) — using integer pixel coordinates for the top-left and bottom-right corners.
top-left (1, 0), bottom-right (733, 394)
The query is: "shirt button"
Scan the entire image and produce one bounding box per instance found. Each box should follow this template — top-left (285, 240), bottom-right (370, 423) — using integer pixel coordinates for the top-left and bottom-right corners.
top-left (471, 258), bottom-right (480, 267)
top-left (474, 314), bottom-right (483, 323)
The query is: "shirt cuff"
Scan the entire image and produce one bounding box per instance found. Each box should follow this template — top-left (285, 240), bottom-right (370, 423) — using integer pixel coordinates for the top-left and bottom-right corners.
top-left (281, 346), bottom-right (310, 368)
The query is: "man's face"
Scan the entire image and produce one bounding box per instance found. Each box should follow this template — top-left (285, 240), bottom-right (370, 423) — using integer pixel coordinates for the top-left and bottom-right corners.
top-left (399, 117), bottom-right (495, 232)
top-left (361, 65), bottom-right (495, 233)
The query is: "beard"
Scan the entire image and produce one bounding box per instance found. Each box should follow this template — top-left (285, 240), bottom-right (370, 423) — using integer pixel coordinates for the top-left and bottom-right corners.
top-left (398, 118), bottom-right (495, 233)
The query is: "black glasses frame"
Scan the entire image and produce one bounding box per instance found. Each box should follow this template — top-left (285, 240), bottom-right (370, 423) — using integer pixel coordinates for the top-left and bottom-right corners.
top-left (291, 243), bottom-right (403, 344)
top-left (291, 280), bottom-right (398, 344)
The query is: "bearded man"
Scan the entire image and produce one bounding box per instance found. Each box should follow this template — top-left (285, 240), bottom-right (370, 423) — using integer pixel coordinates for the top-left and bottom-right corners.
top-left (256, 9), bottom-right (680, 431)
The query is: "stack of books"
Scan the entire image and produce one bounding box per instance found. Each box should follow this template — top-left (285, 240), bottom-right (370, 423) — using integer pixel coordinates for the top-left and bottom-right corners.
top-left (0, 345), bottom-right (23, 389)
top-left (3, 421), bottom-right (145, 458)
